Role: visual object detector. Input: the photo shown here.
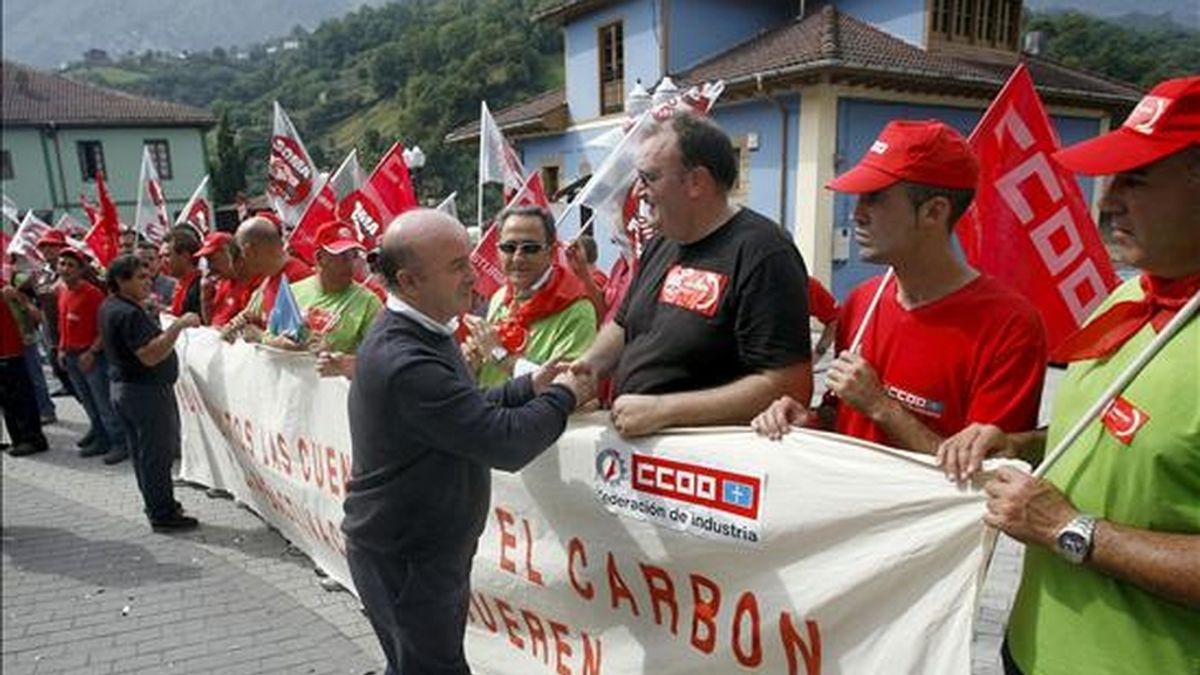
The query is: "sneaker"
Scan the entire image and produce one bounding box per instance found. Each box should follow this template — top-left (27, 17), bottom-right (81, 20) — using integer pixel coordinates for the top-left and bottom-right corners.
top-left (150, 513), bottom-right (199, 533)
top-left (76, 430), bottom-right (97, 448)
top-left (79, 443), bottom-right (108, 458)
top-left (50, 387), bottom-right (72, 398)
top-left (8, 442), bottom-right (48, 457)
top-left (102, 449), bottom-right (129, 465)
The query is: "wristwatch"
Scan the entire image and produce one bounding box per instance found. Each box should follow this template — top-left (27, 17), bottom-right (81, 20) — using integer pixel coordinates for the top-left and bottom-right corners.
top-left (1054, 514), bottom-right (1097, 565)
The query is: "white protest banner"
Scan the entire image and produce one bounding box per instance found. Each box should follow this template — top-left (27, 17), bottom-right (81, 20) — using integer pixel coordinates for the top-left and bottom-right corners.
top-left (176, 330), bottom-right (1007, 674)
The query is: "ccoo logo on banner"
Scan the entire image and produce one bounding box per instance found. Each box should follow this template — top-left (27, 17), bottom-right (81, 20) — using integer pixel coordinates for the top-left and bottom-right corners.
top-left (594, 433), bottom-right (765, 545)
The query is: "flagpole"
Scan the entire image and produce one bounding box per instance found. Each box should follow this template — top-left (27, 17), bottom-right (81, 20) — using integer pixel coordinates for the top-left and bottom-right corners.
top-left (849, 267), bottom-right (893, 354)
top-left (1033, 287), bottom-right (1200, 478)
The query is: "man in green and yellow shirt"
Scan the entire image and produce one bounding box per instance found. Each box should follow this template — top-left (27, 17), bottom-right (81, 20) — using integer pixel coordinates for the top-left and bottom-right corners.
top-left (940, 75), bottom-right (1200, 675)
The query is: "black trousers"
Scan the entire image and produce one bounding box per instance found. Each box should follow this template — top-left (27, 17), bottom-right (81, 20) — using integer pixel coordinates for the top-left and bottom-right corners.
top-left (111, 382), bottom-right (180, 522)
top-left (347, 541), bottom-right (475, 675)
top-left (0, 355), bottom-right (48, 450)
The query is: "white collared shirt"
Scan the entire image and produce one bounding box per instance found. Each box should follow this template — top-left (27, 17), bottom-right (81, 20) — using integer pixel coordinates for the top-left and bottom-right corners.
top-left (386, 293), bottom-right (456, 336)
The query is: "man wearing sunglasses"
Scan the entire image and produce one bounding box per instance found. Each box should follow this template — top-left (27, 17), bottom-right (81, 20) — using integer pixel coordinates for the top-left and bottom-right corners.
top-left (572, 111), bottom-right (813, 437)
top-left (463, 205), bottom-right (597, 386)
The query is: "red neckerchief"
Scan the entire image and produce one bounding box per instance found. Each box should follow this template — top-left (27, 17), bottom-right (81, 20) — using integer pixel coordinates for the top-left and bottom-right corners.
top-left (1051, 273), bottom-right (1200, 363)
top-left (495, 263), bottom-right (587, 355)
top-left (170, 269), bottom-right (199, 316)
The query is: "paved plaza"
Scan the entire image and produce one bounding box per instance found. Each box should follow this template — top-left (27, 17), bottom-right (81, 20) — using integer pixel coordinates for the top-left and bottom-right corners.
top-left (4, 393), bottom-right (1023, 674)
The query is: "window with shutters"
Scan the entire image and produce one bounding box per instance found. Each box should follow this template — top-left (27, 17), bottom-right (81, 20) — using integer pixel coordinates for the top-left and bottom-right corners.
top-left (77, 141), bottom-right (106, 181)
top-left (929, 0), bottom-right (1021, 51)
top-left (598, 21), bottom-right (625, 115)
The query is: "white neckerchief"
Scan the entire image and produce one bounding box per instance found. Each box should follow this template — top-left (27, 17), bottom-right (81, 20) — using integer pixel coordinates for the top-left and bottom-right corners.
top-left (386, 293), bottom-right (455, 336)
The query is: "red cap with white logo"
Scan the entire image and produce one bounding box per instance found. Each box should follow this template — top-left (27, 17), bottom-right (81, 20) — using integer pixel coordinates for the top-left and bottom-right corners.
top-left (1053, 76), bottom-right (1200, 175)
top-left (315, 221), bottom-right (363, 255)
top-left (826, 120), bottom-right (979, 193)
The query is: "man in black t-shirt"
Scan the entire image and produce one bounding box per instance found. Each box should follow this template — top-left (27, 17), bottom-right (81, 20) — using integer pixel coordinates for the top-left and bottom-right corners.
top-left (100, 255), bottom-right (201, 532)
top-left (573, 112), bottom-right (813, 437)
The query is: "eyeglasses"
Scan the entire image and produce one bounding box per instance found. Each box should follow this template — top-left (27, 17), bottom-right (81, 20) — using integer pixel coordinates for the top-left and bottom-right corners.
top-left (497, 241), bottom-right (548, 256)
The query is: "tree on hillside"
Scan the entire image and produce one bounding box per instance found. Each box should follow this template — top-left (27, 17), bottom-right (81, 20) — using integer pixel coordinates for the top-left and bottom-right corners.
top-left (211, 107), bottom-right (247, 206)
top-left (1025, 11), bottom-right (1200, 88)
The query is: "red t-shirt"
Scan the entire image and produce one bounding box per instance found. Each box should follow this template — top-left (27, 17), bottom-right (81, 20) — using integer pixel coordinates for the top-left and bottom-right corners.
top-left (57, 282), bottom-right (106, 352)
top-left (170, 269), bottom-right (200, 316)
top-left (1, 298), bottom-right (24, 358)
top-left (834, 273), bottom-right (1047, 447)
top-left (210, 277), bottom-right (258, 328)
top-left (808, 277), bottom-right (839, 325)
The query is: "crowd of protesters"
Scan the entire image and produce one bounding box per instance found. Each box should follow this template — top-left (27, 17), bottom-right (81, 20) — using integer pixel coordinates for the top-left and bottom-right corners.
top-left (2, 75), bottom-right (1196, 675)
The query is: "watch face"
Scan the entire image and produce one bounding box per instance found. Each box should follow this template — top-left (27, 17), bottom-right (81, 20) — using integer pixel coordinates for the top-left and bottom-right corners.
top-left (1059, 532), bottom-right (1088, 561)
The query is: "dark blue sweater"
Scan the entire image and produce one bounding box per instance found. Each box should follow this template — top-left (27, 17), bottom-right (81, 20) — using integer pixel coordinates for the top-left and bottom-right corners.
top-left (342, 309), bottom-right (576, 557)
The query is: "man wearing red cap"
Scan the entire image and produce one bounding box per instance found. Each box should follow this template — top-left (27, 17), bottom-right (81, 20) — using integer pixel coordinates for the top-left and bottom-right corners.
top-left (753, 120), bottom-right (1046, 467)
top-left (941, 76), bottom-right (1200, 675)
top-left (265, 221), bottom-right (381, 364)
top-left (196, 231), bottom-right (257, 328)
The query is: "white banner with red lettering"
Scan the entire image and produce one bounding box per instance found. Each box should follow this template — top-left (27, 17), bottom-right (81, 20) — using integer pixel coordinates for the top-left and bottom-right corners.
top-left (175, 329), bottom-right (1009, 675)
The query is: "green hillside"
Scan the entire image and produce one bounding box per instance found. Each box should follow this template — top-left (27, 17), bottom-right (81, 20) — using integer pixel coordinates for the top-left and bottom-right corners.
top-left (66, 0), bottom-right (562, 222)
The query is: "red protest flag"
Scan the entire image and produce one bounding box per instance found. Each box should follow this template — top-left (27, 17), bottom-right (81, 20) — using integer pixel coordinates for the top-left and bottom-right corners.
top-left (84, 171), bottom-right (121, 267)
top-left (956, 64), bottom-right (1118, 352)
top-left (470, 220), bottom-right (506, 299)
top-left (359, 142), bottom-right (419, 237)
top-left (290, 151), bottom-right (364, 263)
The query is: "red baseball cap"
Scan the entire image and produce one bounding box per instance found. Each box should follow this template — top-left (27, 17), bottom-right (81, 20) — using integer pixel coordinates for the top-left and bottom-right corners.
top-left (58, 247), bottom-right (91, 264)
top-left (197, 231), bottom-right (233, 258)
top-left (827, 120), bottom-right (978, 193)
top-left (36, 229), bottom-right (68, 248)
top-left (315, 221), bottom-right (363, 256)
top-left (1054, 76), bottom-right (1200, 175)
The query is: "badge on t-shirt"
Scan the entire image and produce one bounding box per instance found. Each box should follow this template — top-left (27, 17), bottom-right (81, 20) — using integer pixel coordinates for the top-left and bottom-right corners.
top-left (658, 264), bottom-right (728, 318)
top-left (305, 307), bottom-right (334, 335)
top-left (1101, 395), bottom-right (1149, 445)
top-left (884, 384), bottom-right (945, 419)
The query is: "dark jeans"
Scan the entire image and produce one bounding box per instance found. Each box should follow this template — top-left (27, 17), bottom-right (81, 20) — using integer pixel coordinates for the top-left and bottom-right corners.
top-left (347, 541), bottom-right (475, 675)
top-left (23, 344), bottom-right (55, 418)
top-left (1001, 639), bottom-right (1025, 675)
top-left (64, 351), bottom-right (127, 451)
top-left (111, 382), bottom-right (180, 522)
top-left (1, 355), bottom-right (48, 449)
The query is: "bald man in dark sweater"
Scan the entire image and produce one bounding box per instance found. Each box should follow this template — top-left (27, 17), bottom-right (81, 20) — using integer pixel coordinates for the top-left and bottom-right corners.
top-left (343, 209), bottom-right (593, 675)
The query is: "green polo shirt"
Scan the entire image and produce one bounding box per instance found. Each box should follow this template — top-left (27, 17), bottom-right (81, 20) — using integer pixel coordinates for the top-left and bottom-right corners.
top-left (1007, 277), bottom-right (1200, 675)
top-left (477, 291), bottom-right (596, 388)
top-left (288, 277), bottom-right (382, 354)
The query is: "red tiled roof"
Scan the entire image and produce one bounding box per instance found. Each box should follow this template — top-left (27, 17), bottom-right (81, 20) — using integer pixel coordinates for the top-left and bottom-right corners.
top-left (532, 0), bottom-right (613, 25)
top-left (446, 88), bottom-right (567, 143)
top-left (681, 7), bottom-right (1142, 108)
top-left (2, 60), bottom-right (215, 128)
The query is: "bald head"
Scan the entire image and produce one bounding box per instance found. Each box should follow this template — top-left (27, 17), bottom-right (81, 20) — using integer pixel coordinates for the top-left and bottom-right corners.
top-left (235, 216), bottom-right (283, 247)
top-left (379, 209), bottom-right (476, 322)
top-left (235, 215), bottom-right (285, 275)
top-left (380, 209), bottom-right (469, 290)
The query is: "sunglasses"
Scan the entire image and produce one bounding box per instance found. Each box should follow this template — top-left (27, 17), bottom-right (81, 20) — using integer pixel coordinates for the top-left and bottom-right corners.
top-left (497, 241), bottom-right (548, 255)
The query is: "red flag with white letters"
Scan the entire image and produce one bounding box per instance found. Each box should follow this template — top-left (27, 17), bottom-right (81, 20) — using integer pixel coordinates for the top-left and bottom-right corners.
top-left (358, 142), bottom-right (419, 240)
top-left (290, 151), bottom-right (364, 263)
top-left (956, 64), bottom-right (1118, 352)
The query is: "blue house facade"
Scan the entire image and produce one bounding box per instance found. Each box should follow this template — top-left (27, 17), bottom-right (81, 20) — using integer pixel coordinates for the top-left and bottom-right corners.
top-left (449, 0), bottom-right (1141, 298)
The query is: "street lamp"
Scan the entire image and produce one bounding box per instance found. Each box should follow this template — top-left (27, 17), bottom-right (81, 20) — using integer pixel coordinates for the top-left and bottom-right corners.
top-left (403, 145), bottom-right (426, 170)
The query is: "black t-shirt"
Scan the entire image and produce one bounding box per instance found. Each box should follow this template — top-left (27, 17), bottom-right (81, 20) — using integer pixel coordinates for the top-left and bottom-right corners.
top-left (614, 207), bottom-right (811, 395)
top-left (100, 295), bottom-right (178, 385)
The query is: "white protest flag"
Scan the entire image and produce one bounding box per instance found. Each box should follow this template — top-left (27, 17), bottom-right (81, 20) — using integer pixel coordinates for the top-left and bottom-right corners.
top-left (6, 211), bottom-right (53, 262)
top-left (565, 80), bottom-right (725, 271)
top-left (55, 213), bottom-right (89, 238)
top-left (267, 101), bottom-right (321, 228)
top-left (435, 192), bottom-right (459, 219)
top-left (175, 328), bottom-right (1008, 675)
top-left (478, 101), bottom-right (527, 228)
top-left (135, 146), bottom-right (173, 245)
top-left (2, 194), bottom-right (19, 225)
top-left (175, 174), bottom-right (214, 236)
